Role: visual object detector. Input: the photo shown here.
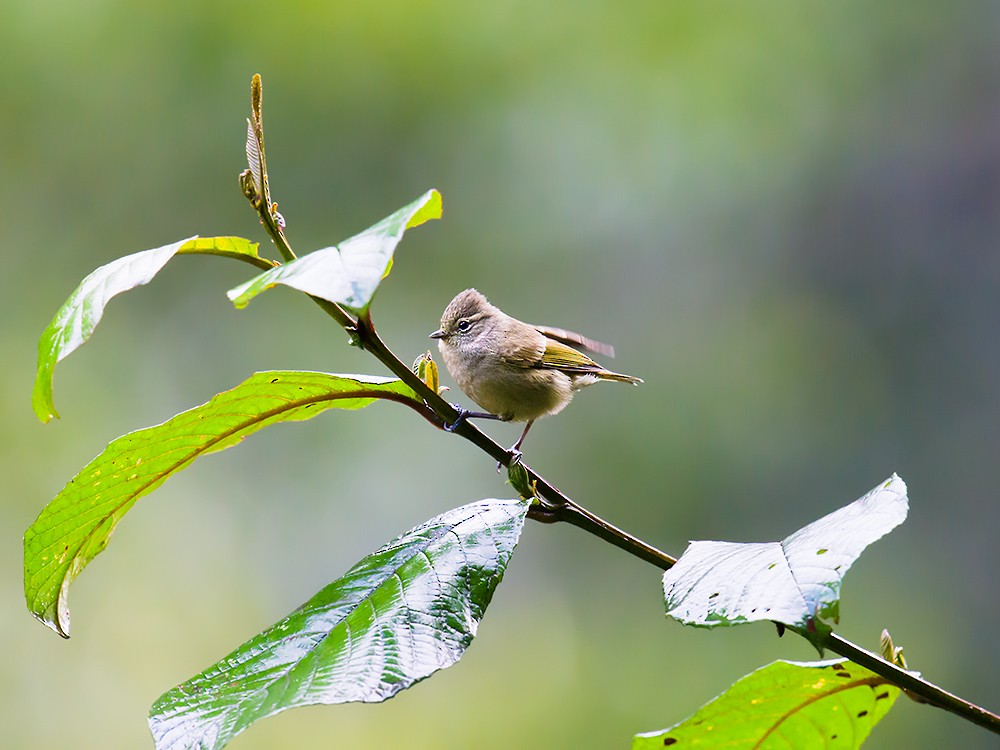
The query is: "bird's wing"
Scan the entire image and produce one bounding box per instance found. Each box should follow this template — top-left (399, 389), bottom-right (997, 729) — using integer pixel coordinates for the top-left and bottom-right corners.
top-left (495, 319), bottom-right (547, 369)
top-left (538, 338), bottom-right (604, 374)
top-left (532, 324), bottom-right (616, 358)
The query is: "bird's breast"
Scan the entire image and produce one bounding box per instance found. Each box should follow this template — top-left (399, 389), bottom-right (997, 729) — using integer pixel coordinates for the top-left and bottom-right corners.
top-left (440, 342), bottom-right (573, 422)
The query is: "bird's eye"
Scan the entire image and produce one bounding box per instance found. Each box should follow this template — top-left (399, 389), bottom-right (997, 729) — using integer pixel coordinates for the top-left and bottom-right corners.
top-left (457, 319), bottom-right (471, 332)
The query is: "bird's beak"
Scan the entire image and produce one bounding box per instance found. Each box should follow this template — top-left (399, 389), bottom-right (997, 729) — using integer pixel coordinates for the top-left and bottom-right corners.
top-left (429, 329), bottom-right (446, 339)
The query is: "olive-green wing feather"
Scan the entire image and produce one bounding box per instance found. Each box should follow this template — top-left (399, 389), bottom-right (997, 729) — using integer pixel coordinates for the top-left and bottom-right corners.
top-left (540, 339), bottom-right (602, 371)
top-left (498, 322), bottom-right (642, 384)
top-left (541, 339), bottom-right (643, 384)
top-left (497, 334), bottom-right (596, 371)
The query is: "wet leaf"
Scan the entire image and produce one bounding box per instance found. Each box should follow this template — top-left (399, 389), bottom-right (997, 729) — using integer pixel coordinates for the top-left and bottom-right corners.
top-left (148, 497), bottom-right (529, 750)
top-left (633, 658), bottom-right (899, 749)
top-left (662, 475), bottom-right (907, 645)
top-left (24, 371), bottom-right (420, 637)
top-left (32, 236), bottom-right (269, 422)
top-left (227, 189), bottom-right (442, 314)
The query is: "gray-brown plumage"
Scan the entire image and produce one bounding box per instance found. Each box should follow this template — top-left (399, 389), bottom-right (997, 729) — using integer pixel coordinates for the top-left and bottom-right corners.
top-left (430, 289), bottom-right (641, 453)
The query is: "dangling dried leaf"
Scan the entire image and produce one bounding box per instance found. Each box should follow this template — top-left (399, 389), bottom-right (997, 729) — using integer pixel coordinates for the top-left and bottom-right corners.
top-left (244, 118), bottom-right (263, 203)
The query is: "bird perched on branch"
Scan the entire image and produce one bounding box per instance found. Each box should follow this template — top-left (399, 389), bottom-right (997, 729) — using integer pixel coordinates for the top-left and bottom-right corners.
top-left (430, 288), bottom-right (641, 456)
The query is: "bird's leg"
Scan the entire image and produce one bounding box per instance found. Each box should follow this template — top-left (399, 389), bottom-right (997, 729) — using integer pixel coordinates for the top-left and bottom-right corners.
top-left (511, 420), bottom-right (535, 453)
top-left (495, 420), bottom-right (534, 472)
top-left (444, 405), bottom-right (505, 432)
top-left (443, 407), bottom-right (526, 471)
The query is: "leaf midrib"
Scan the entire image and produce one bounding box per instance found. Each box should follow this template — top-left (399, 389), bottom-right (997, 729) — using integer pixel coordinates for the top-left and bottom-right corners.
top-left (753, 675), bottom-right (889, 749)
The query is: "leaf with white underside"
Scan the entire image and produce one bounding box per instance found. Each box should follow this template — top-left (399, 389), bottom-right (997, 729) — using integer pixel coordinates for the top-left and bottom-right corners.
top-left (633, 658), bottom-right (900, 749)
top-left (227, 188), bottom-right (442, 314)
top-left (23, 371), bottom-right (421, 638)
top-left (662, 475), bottom-right (907, 645)
top-left (32, 236), bottom-right (272, 422)
top-left (148, 498), bottom-right (530, 750)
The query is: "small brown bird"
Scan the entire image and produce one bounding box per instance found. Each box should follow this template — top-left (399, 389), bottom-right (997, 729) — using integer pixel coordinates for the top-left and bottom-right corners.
top-left (430, 289), bottom-right (641, 455)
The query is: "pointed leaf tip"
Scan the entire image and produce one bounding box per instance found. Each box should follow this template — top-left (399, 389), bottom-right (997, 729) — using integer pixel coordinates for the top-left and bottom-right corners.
top-left (406, 188), bottom-right (442, 228)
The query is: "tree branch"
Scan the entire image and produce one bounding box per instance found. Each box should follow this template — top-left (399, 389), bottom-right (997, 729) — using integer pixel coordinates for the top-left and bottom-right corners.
top-left (242, 154), bottom-right (999, 740)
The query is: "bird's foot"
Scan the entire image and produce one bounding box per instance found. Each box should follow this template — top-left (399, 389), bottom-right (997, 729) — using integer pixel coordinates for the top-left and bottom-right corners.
top-left (496, 447), bottom-right (523, 473)
top-left (445, 406), bottom-right (505, 432)
top-left (444, 405), bottom-right (471, 432)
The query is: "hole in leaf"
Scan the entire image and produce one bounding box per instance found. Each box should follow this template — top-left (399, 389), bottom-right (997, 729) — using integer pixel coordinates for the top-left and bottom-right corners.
top-left (663, 738), bottom-right (678, 746)
top-left (857, 710), bottom-right (869, 718)
top-left (816, 548), bottom-right (828, 555)
top-left (876, 691), bottom-right (891, 701)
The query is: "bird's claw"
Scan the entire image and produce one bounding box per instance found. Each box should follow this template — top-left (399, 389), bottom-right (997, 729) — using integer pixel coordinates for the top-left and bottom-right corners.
top-left (444, 405), bottom-right (470, 432)
top-left (496, 448), bottom-right (523, 473)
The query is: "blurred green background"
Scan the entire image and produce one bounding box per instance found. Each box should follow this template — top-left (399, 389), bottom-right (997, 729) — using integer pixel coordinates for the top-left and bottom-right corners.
top-left (4, 1), bottom-right (999, 748)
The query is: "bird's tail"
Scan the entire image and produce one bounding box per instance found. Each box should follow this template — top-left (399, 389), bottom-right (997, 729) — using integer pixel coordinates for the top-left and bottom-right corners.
top-left (597, 370), bottom-right (643, 385)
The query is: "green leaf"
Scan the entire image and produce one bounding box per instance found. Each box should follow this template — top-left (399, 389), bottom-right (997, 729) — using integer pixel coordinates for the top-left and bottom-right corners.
top-left (32, 236), bottom-right (270, 423)
top-left (227, 188), bottom-right (442, 314)
top-left (633, 658), bottom-right (900, 749)
top-left (23, 371), bottom-right (421, 638)
top-left (662, 475), bottom-right (907, 644)
top-left (148, 497), bottom-right (530, 750)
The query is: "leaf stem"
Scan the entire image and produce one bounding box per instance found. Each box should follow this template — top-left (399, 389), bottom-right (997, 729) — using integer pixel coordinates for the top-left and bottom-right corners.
top-left (262, 213), bottom-right (296, 263)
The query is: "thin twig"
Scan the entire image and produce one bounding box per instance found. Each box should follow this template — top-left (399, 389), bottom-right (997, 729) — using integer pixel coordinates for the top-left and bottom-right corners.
top-left (529, 501), bottom-right (677, 569)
